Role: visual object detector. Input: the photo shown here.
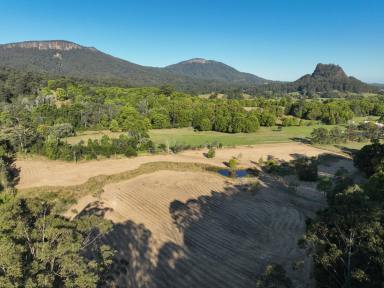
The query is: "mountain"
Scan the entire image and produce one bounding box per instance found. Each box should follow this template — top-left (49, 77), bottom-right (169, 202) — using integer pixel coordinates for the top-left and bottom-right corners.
top-left (372, 83), bottom-right (384, 90)
top-left (0, 40), bottom-right (267, 92)
top-left (0, 40), bottom-right (193, 88)
top-left (292, 64), bottom-right (376, 93)
top-left (246, 63), bottom-right (377, 95)
top-left (165, 58), bottom-right (269, 85)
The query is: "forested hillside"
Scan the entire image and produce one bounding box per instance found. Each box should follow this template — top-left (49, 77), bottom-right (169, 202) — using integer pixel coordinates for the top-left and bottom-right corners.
top-left (0, 41), bottom-right (265, 92)
top-left (165, 58), bottom-right (269, 85)
top-left (0, 41), bottom-right (379, 95)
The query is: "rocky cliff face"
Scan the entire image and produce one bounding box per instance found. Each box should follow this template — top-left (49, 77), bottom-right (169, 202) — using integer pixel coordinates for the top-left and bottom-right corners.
top-left (0, 40), bottom-right (93, 51)
top-left (312, 63), bottom-right (348, 79)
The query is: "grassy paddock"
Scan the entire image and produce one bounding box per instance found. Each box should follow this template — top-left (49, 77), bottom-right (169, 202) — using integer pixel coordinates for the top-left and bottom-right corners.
top-left (64, 116), bottom-right (377, 149)
top-left (66, 125), bottom-right (339, 147)
top-left (18, 161), bottom-right (221, 211)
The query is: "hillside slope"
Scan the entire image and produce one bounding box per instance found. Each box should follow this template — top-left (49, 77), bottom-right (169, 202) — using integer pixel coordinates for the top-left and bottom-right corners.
top-left (165, 58), bottom-right (269, 85)
top-left (0, 40), bottom-right (267, 92)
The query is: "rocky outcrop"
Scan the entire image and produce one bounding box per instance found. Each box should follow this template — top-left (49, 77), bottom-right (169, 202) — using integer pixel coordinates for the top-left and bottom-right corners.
top-left (0, 40), bottom-right (93, 51)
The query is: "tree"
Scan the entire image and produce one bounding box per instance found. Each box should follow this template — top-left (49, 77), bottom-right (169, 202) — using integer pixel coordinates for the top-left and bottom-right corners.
top-left (159, 84), bottom-right (174, 97)
top-left (150, 113), bottom-right (170, 129)
top-left (109, 119), bottom-right (119, 132)
top-left (198, 118), bottom-right (212, 131)
top-left (244, 112), bottom-right (260, 132)
top-left (117, 106), bottom-right (150, 147)
top-left (310, 127), bottom-right (330, 144)
top-left (258, 111), bottom-right (276, 127)
top-left (354, 142), bottom-right (384, 176)
top-left (0, 198), bottom-right (113, 287)
top-left (228, 157), bottom-right (238, 177)
top-left (0, 139), bottom-right (16, 196)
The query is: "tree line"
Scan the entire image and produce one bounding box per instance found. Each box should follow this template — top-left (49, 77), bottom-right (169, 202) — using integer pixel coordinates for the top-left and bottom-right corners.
top-left (2, 76), bottom-right (384, 160)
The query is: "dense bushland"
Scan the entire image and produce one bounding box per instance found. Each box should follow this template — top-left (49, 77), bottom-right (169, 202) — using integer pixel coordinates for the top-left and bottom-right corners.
top-left (302, 143), bottom-right (384, 287)
top-left (0, 140), bottom-right (114, 287)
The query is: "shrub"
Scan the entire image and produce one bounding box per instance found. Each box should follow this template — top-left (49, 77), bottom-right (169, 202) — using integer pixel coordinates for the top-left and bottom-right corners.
top-left (206, 147), bottom-right (215, 158)
top-left (317, 176), bottom-right (332, 193)
top-left (124, 147), bottom-right (138, 157)
top-left (256, 264), bottom-right (292, 288)
top-left (294, 156), bottom-right (318, 181)
top-left (228, 158), bottom-right (238, 171)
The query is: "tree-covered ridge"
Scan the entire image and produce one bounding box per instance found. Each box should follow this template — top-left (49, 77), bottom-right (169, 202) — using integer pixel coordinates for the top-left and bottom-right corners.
top-left (0, 41), bottom-right (265, 93)
top-left (165, 58), bottom-right (269, 85)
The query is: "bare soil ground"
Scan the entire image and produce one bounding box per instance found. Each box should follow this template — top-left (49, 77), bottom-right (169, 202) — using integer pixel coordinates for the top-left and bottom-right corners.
top-left (16, 143), bottom-right (357, 288)
top-left (75, 169), bottom-right (326, 288)
top-left (17, 143), bottom-right (334, 189)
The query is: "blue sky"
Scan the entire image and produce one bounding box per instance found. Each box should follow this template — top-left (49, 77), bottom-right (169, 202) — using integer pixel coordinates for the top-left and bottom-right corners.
top-left (0, 0), bottom-right (383, 82)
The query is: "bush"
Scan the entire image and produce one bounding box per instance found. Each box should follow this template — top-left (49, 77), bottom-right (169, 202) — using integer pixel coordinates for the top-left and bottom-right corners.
top-left (294, 156), bottom-right (318, 181)
top-left (263, 159), bottom-right (293, 176)
top-left (317, 176), bottom-right (332, 193)
top-left (228, 158), bottom-right (238, 171)
top-left (206, 147), bottom-right (215, 158)
top-left (256, 264), bottom-right (292, 288)
top-left (124, 147), bottom-right (138, 157)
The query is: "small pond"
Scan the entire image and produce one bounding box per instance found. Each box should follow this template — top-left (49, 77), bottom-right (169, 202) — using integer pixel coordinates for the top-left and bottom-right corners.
top-left (218, 169), bottom-right (249, 178)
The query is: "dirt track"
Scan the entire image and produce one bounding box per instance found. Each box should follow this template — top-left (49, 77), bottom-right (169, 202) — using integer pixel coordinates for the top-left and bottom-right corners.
top-left (17, 143), bottom-right (331, 188)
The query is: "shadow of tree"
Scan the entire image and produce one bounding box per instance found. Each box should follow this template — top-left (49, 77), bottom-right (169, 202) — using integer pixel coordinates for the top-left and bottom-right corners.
top-left (151, 179), bottom-right (316, 288)
top-left (82, 166), bottom-right (332, 288)
top-left (103, 221), bottom-right (156, 288)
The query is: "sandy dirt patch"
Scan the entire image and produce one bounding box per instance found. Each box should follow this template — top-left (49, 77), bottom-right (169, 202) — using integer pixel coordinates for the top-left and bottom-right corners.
top-left (17, 143), bottom-right (333, 189)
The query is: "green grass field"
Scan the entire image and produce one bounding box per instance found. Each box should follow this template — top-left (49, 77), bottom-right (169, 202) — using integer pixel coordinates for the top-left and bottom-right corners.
top-left (66, 125), bottom-right (337, 147)
top-left (148, 126), bottom-right (324, 146)
top-left (65, 116), bottom-right (377, 151)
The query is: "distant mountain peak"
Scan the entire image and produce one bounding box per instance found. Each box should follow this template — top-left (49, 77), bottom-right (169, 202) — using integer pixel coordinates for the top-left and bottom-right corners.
top-left (312, 63), bottom-right (348, 79)
top-left (165, 58), bottom-right (268, 85)
top-left (182, 58), bottom-right (212, 64)
top-left (0, 40), bottom-right (95, 51)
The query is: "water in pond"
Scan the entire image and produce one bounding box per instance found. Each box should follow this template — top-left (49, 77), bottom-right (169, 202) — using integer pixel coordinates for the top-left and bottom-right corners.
top-left (218, 169), bottom-right (249, 178)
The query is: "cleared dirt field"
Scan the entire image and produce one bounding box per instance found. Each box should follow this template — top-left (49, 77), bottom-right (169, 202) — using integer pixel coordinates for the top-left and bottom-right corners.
top-left (17, 143), bottom-right (333, 189)
top-left (75, 171), bottom-right (318, 287)
top-left (16, 143), bottom-right (357, 287)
